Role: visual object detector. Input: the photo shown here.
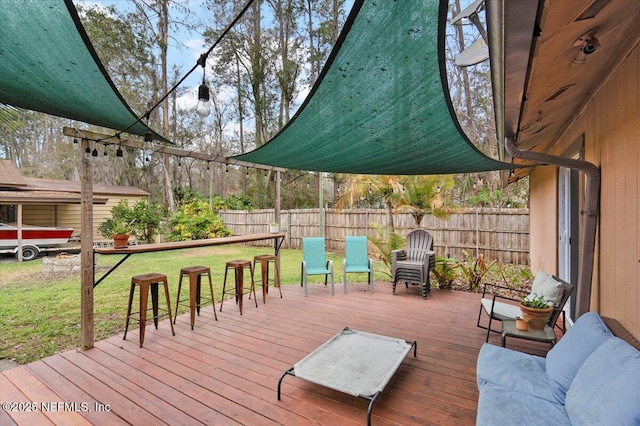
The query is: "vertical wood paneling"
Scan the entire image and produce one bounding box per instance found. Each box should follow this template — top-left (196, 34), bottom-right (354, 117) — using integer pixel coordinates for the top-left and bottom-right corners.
top-left (532, 43), bottom-right (640, 338)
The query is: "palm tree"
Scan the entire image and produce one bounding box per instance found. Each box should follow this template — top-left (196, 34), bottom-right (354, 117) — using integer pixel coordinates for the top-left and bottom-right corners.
top-left (335, 175), bottom-right (404, 232)
top-left (397, 175), bottom-right (455, 226)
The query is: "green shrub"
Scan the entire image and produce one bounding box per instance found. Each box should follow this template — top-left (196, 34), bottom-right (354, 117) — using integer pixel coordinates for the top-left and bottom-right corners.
top-left (457, 250), bottom-right (496, 293)
top-left (431, 256), bottom-right (459, 289)
top-left (367, 225), bottom-right (405, 279)
top-left (98, 199), bottom-right (165, 242)
top-left (167, 199), bottom-right (231, 241)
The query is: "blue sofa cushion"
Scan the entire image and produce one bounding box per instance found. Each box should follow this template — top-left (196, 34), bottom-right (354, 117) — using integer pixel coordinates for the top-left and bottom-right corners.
top-left (545, 312), bottom-right (613, 403)
top-left (476, 382), bottom-right (571, 426)
top-left (565, 337), bottom-right (640, 426)
top-left (477, 343), bottom-right (556, 402)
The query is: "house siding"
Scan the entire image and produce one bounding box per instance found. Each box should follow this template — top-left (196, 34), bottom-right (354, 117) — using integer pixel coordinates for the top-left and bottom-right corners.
top-left (529, 43), bottom-right (640, 337)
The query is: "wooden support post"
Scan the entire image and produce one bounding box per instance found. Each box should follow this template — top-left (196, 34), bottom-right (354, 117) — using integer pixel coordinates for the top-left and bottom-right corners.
top-left (80, 138), bottom-right (94, 349)
top-left (275, 170), bottom-right (281, 226)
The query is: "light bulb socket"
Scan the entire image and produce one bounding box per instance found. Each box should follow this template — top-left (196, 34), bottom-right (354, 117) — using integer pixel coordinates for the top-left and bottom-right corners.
top-left (144, 129), bottom-right (153, 143)
top-left (198, 83), bottom-right (210, 102)
top-left (91, 148), bottom-right (98, 157)
top-left (116, 146), bottom-right (123, 157)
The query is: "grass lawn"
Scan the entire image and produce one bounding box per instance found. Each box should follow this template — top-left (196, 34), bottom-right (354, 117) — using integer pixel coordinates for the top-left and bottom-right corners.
top-left (0, 245), bottom-right (389, 364)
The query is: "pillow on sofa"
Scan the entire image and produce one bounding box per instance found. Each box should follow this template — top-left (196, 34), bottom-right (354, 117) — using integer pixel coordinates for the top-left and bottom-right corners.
top-left (526, 270), bottom-right (563, 307)
top-left (545, 312), bottom-right (613, 404)
top-left (565, 337), bottom-right (640, 426)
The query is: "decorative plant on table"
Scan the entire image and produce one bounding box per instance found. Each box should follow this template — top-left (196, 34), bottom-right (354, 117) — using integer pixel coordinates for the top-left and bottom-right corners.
top-left (98, 199), bottom-right (165, 247)
top-left (98, 217), bottom-right (136, 248)
top-left (519, 295), bottom-right (553, 330)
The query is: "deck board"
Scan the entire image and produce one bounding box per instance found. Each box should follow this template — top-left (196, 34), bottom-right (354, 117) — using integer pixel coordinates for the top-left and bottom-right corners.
top-left (2, 282), bottom-right (555, 425)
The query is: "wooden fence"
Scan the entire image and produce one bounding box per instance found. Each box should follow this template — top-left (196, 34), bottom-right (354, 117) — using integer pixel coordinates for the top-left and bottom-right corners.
top-left (219, 207), bottom-right (530, 265)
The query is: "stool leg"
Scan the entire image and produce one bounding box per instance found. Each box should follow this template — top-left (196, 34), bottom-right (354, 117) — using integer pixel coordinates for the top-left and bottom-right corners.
top-left (173, 272), bottom-right (184, 325)
top-left (250, 260), bottom-right (257, 301)
top-left (260, 260), bottom-right (268, 303)
top-left (124, 281), bottom-right (135, 340)
top-left (196, 275), bottom-right (202, 315)
top-left (235, 266), bottom-right (244, 315)
top-left (274, 259), bottom-right (283, 298)
top-left (220, 267), bottom-right (229, 312)
top-left (151, 282), bottom-right (160, 329)
top-left (188, 272), bottom-right (197, 330)
top-left (139, 281), bottom-right (150, 348)
top-left (163, 280), bottom-right (175, 336)
top-left (250, 263), bottom-right (258, 308)
top-left (207, 271), bottom-right (217, 321)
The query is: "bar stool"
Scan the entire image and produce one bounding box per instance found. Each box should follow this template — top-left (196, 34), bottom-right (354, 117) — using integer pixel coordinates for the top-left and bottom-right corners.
top-left (174, 266), bottom-right (217, 330)
top-left (124, 272), bottom-right (175, 347)
top-left (252, 254), bottom-right (283, 303)
top-left (220, 260), bottom-right (257, 315)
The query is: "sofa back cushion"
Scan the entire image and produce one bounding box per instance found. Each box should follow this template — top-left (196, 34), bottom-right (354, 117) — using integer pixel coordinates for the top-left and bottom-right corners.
top-left (565, 337), bottom-right (640, 425)
top-left (545, 312), bottom-right (613, 403)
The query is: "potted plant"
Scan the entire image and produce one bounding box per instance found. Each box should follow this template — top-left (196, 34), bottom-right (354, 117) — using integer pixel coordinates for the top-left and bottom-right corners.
top-left (98, 218), bottom-right (133, 248)
top-left (515, 316), bottom-right (530, 331)
top-left (269, 223), bottom-right (280, 233)
top-left (519, 295), bottom-right (553, 330)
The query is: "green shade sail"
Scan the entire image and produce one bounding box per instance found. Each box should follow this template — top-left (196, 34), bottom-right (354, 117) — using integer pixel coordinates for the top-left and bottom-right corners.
top-left (234, 0), bottom-right (513, 175)
top-left (0, 0), bottom-right (167, 142)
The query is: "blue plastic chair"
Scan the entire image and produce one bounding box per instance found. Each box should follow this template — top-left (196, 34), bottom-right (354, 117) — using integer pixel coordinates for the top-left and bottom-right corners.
top-left (301, 237), bottom-right (334, 297)
top-left (342, 236), bottom-right (374, 293)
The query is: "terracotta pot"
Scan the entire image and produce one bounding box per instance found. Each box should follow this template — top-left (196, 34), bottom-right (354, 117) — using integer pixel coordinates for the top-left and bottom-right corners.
top-left (519, 303), bottom-right (553, 330)
top-left (113, 233), bottom-right (130, 248)
top-left (515, 317), bottom-right (529, 331)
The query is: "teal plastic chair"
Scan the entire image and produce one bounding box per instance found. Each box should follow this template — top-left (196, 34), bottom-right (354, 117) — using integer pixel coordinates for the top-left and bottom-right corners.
top-left (342, 236), bottom-right (374, 293)
top-left (301, 237), bottom-right (334, 297)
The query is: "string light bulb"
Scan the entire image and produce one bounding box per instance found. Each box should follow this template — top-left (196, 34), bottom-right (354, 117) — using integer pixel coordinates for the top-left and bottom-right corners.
top-left (195, 53), bottom-right (211, 117)
top-left (196, 82), bottom-right (211, 117)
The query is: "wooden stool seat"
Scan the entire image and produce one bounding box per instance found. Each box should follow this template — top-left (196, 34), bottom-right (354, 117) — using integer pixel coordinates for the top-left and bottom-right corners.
top-left (174, 266), bottom-right (217, 330)
top-left (220, 260), bottom-right (257, 315)
top-left (124, 273), bottom-right (175, 347)
top-left (252, 254), bottom-right (282, 302)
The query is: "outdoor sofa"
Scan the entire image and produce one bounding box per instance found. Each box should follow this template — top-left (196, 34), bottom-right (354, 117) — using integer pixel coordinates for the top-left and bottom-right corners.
top-left (476, 312), bottom-right (640, 425)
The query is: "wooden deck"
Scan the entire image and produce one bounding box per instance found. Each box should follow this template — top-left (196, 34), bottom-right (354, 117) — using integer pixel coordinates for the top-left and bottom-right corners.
top-left (1, 282), bottom-right (554, 425)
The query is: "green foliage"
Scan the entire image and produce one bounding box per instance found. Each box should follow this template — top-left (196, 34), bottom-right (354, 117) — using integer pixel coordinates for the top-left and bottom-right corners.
top-left (167, 199), bottom-right (231, 241)
top-left (98, 199), bottom-right (164, 242)
top-left (397, 175), bottom-right (455, 225)
top-left (521, 295), bottom-right (553, 309)
top-left (212, 194), bottom-right (253, 210)
top-left (366, 225), bottom-right (405, 278)
top-left (457, 250), bottom-right (497, 293)
top-left (431, 256), bottom-right (459, 290)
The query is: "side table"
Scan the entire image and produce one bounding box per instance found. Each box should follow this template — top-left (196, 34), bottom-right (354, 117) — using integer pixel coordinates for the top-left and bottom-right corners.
top-left (501, 320), bottom-right (557, 348)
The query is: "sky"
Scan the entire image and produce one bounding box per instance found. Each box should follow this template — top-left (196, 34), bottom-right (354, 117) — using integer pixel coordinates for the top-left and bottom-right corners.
top-left (81, 0), bottom-right (208, 109)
